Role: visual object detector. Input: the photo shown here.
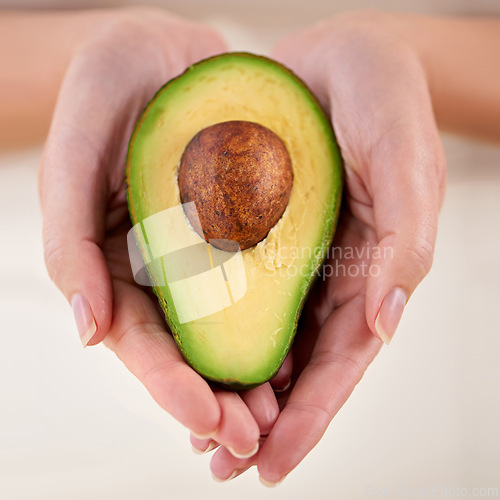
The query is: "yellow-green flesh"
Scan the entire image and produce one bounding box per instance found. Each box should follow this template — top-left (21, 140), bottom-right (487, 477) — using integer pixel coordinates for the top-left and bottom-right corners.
top-left (127, 53), bottom-right (343, 388)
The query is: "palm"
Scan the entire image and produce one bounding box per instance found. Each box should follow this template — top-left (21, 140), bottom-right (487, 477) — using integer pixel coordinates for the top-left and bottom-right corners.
top-left (286, 205), bottom-right (383, 403)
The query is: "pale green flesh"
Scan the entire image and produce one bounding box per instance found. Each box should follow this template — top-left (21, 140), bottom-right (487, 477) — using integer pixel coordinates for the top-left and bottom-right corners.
top-left (127, 53), bottom-right (343, 388)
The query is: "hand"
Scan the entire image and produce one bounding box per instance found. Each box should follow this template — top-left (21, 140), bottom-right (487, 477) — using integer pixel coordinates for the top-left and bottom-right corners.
top-left (206, 11), bottom-right (446, 483)
top-left (39, 7), bottom-right (280, 457)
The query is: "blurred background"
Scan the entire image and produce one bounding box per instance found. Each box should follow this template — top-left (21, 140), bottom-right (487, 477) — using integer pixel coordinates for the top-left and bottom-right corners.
top-left (1, 1), bottom-right (499, 499)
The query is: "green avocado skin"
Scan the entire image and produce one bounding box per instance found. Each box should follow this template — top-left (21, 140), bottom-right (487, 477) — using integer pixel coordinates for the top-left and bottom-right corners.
top-left (126, 52), bottom-right (344, 391)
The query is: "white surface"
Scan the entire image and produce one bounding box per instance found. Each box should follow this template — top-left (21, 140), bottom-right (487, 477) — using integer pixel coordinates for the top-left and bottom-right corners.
top-left (1, 137), bottom-right (499, 500)
top-left (1, 4), bottom-right (500, 497)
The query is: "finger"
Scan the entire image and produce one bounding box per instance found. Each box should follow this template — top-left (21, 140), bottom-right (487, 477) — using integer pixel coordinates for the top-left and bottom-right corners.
top-left (103, 280), bottom-right (221, 437)
top-left (39, 51), bottom-right (132, 347)
top-left (211, 390), bottom-right (261, 460)
top-left (320, 44), bottom-right (447, 345)
top-left (210, 444), bottom-right (257, 482)
top-left (257, 294), bottom-right (382, 484)
top-left (190, 386), bottom-right (268, 457)
top-left (41, 133), bottom-right (113, 347)
top-left (190, 435), bottom-right (219, 454)
top-left (239, 383), bottom-right (279, 436)
top-left (269, 351), bottom-right (293, 392)
top-left (39, 30), bottom-right (176, 348)
top-left (365, 114), bottom-right (446, 345)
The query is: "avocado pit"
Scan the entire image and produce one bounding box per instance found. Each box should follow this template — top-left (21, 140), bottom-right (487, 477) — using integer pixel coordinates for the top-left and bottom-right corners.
top-left (178, 120), bottom-right (293, 251)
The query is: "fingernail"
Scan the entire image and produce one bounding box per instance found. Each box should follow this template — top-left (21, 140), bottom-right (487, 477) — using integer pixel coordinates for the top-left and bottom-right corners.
top-left (273, 379), bottom-right (291, 393)
top-left (71, 294), bottom-right (97, 347)
top-left (212, 470), bottom-right (238, 483)
top-left (192, 441), bottom-right (218, 455)
top-left (227, 442), bottom-right (259, 459)
top-left (259, 475), bottom-right (286, 487)
top-left (192, 430), bottom-right (216, 440)
top-left (375, 288), bottom-right (407, 345)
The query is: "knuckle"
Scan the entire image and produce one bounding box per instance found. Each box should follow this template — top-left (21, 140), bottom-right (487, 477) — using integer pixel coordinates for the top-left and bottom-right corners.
top-left (311, 349), bottom-right (368, 381)
top-left (43, 240), bottom-right (66, 285)
top-left (406, 239), bottom-right (434, 277)
top-left (285, 400), bottom-right (333, 422)
top-left (429, 137), bottom-right (447, 206)
top-left (100, 8), bottom-right (146, 36)
top-left (78, 9), bottom-right (152, 60)
top-left (44, 245), bottom-right (62, 283)
top-left (436, 156), bottom-right (448, 204)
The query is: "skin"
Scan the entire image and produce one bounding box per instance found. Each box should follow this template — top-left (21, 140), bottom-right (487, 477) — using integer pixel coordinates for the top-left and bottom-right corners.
top-left (1, 6), bottom-right (499, 485)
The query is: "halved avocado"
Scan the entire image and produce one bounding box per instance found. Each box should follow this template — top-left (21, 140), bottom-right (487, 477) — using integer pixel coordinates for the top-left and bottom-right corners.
top-left (126, 52), bottom-right (343, 389)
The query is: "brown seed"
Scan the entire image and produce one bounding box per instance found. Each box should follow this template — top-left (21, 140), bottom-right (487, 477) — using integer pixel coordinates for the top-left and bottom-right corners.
top-left (178, 120), bottom-right (293, 251)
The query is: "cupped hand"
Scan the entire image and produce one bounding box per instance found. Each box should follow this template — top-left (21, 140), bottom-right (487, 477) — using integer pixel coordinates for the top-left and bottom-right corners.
top-left (39, 7), bottom-right (280, 457)
top-left (207, 11), bottom-right (446, 483)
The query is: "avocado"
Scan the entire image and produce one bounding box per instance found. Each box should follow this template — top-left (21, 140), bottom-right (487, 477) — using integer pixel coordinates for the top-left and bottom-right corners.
top-left (126, 52), bottom-right (343, 389)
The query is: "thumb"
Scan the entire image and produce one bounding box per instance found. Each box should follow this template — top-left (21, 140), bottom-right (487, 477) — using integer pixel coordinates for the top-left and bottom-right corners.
top-left (40, 131), bottom-right (113, 347)
top-left (364, 124), bottom-right (446, 345)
